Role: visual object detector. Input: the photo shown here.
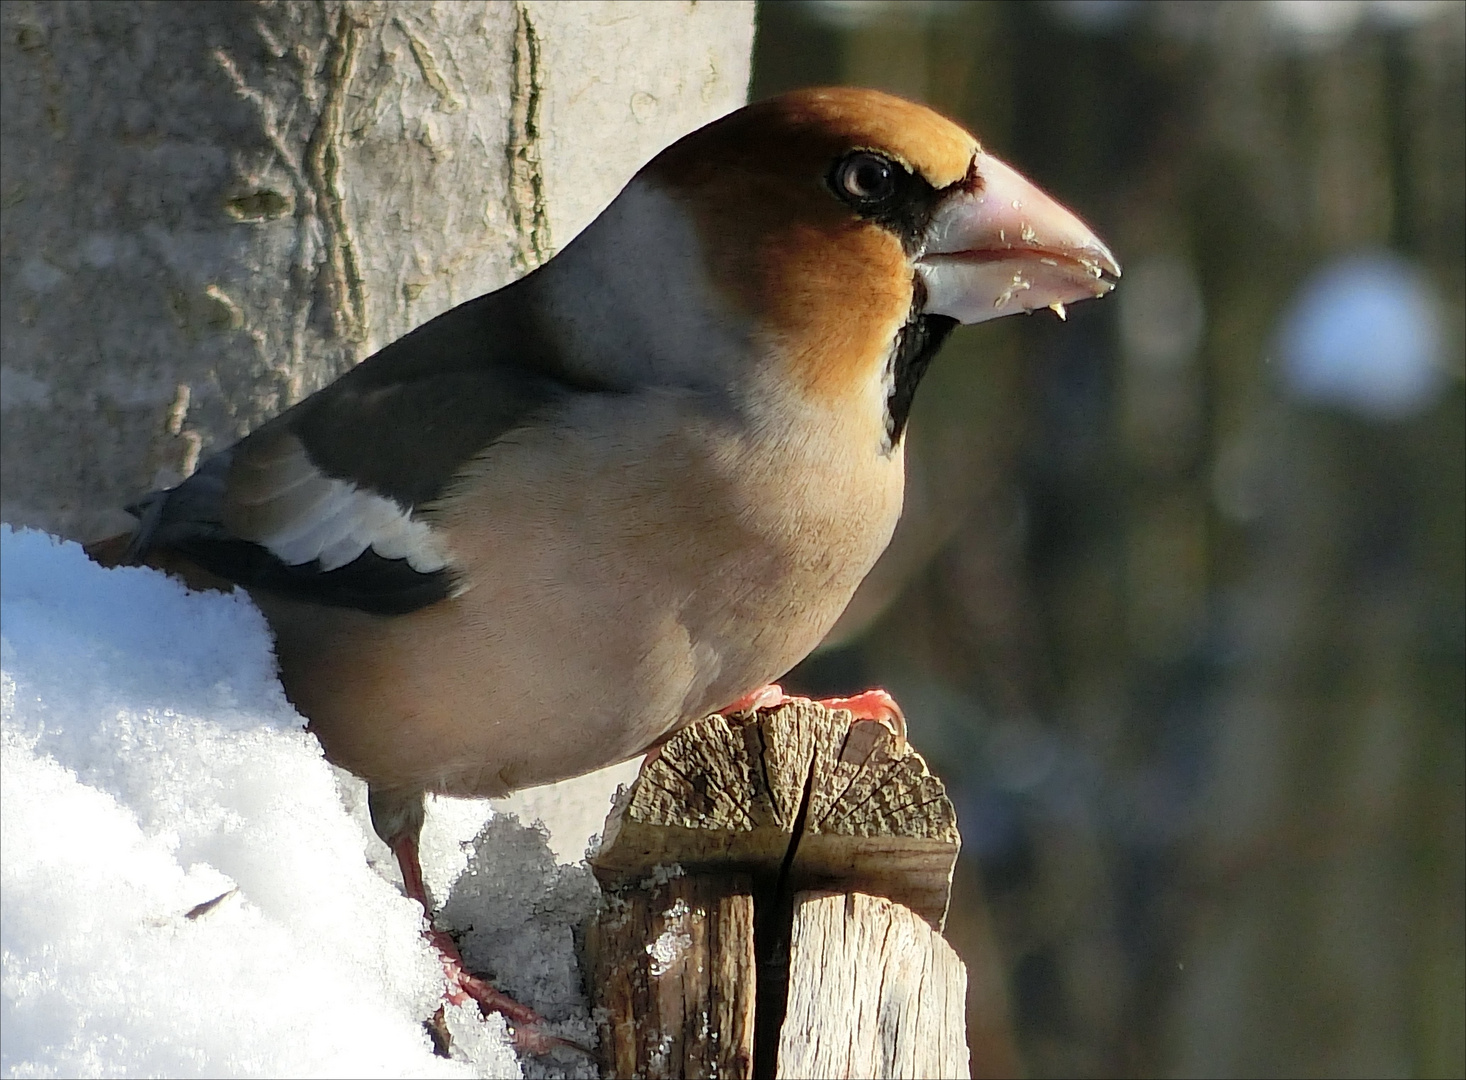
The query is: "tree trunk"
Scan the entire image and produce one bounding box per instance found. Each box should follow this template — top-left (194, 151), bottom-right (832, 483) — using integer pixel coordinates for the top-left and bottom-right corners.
top-left (1, 0), bottom-right (754, 540)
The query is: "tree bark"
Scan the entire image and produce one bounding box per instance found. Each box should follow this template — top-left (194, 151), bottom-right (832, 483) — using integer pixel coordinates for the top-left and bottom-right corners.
top-left (1, 0), bottom-right (754, 540)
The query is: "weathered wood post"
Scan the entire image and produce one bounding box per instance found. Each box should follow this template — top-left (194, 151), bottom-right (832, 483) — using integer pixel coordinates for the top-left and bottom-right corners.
top-left (587, 700), bottom-right (969, 1079)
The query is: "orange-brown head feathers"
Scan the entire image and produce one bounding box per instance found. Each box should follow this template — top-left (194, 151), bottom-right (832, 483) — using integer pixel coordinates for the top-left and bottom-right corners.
top-left (642, 89), bottom-right (983, 406)
top-left (649, 86), bottom-right (981, 196)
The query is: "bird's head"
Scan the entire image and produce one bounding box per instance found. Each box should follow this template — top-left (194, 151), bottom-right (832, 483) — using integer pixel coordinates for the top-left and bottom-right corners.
top-left (536, 87), bottom-right (1119, 444)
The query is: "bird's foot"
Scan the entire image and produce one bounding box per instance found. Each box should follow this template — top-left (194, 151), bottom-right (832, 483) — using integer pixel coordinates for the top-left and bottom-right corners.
top-left (387, 831), bottom-right (589, 1057)
top-left (722, 683), bottom-right (906, 741)
top-left (722, 682), bottom-right (790, 714)
top-left (808, 688), bottom-right (906, 738)
top-left (426, 924), bottom-right (589, 1057)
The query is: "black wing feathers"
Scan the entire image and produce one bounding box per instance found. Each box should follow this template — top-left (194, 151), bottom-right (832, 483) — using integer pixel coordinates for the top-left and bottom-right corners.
top-left (125, 281), bottom-right (594, 615)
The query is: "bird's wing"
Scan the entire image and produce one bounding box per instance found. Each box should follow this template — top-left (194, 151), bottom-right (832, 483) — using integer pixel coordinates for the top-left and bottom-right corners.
top-left (126, 285), bottom-right (597, 615)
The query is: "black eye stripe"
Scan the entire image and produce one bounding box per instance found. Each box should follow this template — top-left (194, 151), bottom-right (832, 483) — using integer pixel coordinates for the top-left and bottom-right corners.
top-left (826, 150), bottom-right (945, 257)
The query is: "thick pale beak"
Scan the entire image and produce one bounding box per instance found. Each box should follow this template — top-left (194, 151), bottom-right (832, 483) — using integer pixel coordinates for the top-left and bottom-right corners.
top-left (917, 151), bottom-right (1120, 324)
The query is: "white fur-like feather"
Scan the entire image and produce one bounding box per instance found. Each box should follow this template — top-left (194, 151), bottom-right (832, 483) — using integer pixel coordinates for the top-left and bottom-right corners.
top-left (231, 434), bottom-right (449, 573)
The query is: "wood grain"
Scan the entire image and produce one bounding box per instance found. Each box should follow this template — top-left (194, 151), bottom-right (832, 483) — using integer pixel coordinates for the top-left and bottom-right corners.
top-left (588, 699), bottom-right (969, 1078)
top-left (777, 891), bottom-right (970, 1080)
top-left (588, 872), bottom-right (756, 1079)
top-left (591, 699), bottom-right (960, 929)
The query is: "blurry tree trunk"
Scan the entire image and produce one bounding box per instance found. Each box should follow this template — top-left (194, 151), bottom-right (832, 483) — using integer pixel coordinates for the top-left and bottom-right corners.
top-left (1167, 404), bottom-right (1466, 1078)
top-left (1, 0), bottom-right (754, 541)
top-left (1164, 9), bottom-right (1466, 1077)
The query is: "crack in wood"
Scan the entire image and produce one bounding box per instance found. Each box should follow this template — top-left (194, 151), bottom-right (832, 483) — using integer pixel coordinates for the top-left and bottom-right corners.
top-left (814, 720), bottom-right (887, 829)
top-left (589, 701), bottom-right (965, 1076)
top-left (593, 703), bottom-right (959, 926)
top-left (753, 749), bottom-right (816, 1079)
top-left (826, 752), bottom-right (908, 824)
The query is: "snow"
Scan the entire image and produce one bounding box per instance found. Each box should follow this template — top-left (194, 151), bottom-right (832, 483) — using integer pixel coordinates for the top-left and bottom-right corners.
top-left (0, 525), bottom-right (623, 1078)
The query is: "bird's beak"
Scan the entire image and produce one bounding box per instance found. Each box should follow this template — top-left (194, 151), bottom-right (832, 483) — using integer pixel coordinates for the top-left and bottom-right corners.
top-left (916, 151), bottom-right (1120, 324)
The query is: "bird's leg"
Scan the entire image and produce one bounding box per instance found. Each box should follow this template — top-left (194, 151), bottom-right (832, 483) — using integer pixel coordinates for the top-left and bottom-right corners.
top-left (386, 827), bottom-right (578, 1056)
top-left (721, 683), bottom-right (906, 741)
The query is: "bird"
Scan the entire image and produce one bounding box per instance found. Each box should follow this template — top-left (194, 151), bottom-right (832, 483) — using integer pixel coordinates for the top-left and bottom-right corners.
top-left (95, 86), bottom-right (1118, 1047)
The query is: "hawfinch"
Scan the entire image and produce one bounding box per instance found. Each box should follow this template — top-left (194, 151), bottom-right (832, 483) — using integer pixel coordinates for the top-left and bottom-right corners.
top-left (104, 87), bottom-right (1117, 1040)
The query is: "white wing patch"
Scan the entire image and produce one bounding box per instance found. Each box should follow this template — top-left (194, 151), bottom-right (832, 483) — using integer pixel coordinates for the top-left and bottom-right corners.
top-left (265, 478), bottom-right (449, 572)
top-left (228, 433), bottom-right (450, 574)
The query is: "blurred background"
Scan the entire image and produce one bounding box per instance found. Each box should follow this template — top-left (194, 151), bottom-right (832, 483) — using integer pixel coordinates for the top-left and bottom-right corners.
top-left (763, 2), bottom-right (1465, 1077)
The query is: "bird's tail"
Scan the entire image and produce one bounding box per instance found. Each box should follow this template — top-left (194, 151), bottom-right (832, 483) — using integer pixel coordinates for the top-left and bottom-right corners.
top-left (84, 451), bottom-right (236, 594)
top-left (120, 488), bottom-right (169, 563)
top-left (83, 494), bottom-right (233, 594)
top-left (84, 531), bottom-right (135, 569)
top-left (83, 487), bottom-right (167, 568)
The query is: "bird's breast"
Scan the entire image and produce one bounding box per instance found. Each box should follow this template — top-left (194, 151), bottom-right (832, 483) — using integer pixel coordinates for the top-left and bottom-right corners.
top-left (283, 389), bottom-right (903, 799)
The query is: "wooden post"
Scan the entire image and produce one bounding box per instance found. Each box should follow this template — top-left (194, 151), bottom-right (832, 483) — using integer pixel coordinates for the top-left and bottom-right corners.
top-left (587, 700), bottom-right (969, 1079)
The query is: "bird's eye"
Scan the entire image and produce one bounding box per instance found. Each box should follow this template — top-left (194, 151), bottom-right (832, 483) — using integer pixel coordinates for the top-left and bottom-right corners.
top-left (833, 152), bottom-right (900, 206)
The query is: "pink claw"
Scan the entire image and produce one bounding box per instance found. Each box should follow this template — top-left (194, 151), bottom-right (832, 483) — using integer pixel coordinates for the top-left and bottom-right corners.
top-left (812, 688), bottom-right (906, 736)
